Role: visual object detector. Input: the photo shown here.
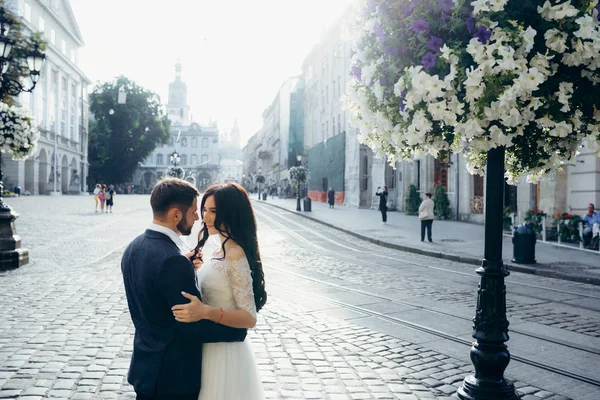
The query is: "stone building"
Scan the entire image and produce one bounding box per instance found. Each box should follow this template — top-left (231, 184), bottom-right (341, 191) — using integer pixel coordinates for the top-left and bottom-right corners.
top-left (132, 63), bottom-right (220, 192)
top-left (4, 0), bottom-right (90, 195)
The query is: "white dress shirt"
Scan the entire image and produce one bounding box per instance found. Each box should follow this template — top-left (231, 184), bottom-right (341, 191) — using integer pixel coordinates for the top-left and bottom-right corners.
top-left (148, 223), bottom-right (189, 253)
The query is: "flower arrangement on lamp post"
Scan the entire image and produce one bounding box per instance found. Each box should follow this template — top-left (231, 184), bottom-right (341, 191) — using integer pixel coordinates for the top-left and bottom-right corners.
top-left (346, 0), bottom-right (600, 398)
top-left (290, 165), bottom-right (309, 211)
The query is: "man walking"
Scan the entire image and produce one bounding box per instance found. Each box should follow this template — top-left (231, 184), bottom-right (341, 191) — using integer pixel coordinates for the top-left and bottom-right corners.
top-left (121, 178), bottom-right (246, 399)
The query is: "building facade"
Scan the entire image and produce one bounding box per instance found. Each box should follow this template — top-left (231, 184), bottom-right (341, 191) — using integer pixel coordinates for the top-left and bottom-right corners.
top-left (133, 63), bottom-right (220, 192)
top-left (217, 119), bottom-right (243, 184)
top-left (4, 0), bottom-right (90, 195)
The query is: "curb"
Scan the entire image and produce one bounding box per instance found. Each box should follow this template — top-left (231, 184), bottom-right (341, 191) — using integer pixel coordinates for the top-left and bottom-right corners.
top-left (257, 200), bottom-right (600, 287)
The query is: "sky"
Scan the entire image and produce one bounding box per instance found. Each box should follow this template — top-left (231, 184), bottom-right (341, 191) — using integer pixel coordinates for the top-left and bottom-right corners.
top-left (69, 0), bottom-right (354, 146)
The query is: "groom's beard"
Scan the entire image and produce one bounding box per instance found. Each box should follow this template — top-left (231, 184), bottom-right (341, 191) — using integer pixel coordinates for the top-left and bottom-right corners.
top-left (177, 217), bottom-right (194, 236)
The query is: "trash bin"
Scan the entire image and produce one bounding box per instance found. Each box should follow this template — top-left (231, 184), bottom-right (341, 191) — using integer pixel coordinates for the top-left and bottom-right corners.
top-left (303, 196), bottom-right (312, 212)
top-left (512, 224), bottom-right (536, 264)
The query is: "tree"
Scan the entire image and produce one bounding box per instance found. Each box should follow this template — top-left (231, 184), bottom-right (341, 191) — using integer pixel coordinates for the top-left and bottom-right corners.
top-left (433, 184), bottom-right (452, 220)
top-left (405, 184), bottom-right (421, 215)
top-left (88, 76), bottom-right (171, 185)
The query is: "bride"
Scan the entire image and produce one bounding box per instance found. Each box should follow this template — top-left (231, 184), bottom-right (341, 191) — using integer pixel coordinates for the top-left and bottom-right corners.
top-left (173, 182), bottom-right (267, 400)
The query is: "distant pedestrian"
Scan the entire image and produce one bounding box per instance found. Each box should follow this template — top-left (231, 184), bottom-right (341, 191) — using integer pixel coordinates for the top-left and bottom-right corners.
top-left (93, 184), bottom-right (101, 212)
top-left (419, 192), bottom-right (435, 242)
top-left (98, 184), bottom-right (106, 213)
top-left (327, 188), bottom-right (335, 209)
top-left (376, 186), bottom-right (388, 223)
top-left (106, 184), bottom-right (116, 213)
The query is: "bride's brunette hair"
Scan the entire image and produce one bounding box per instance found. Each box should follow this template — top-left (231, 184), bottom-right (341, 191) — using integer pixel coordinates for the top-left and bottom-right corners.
top-left (196, 182), bottom-right (267, 312)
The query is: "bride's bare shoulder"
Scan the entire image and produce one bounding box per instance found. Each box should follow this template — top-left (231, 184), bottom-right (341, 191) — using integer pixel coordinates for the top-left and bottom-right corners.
top-left (225, 245), bottom-right (246, 262)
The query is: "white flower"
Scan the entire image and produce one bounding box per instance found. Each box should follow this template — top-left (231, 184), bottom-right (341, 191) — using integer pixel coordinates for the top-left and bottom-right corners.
top-left (440, 44), bottom-right (452, 61)
top-left (549, 121), bottom-right (573, 137)
top-left (501, 108), bottom-right (522, 127)
top-left (520, 67), bottom-right (546, 91)
top-left (472, 0), bottom-right (490, 15)
top-left (538, 0), bottom-right (579, 21)
top-left (428, 100), bottom-right (447, 121)
top-left (556, 82), bottom-right (574, 112)
top-left (489, 0), bottom-right (508, 12)
top-left (489, 125), bottom-right (513, 146)
top-left (544, 29), bottom-right (568, 54)
top-left (574, 15), bottom-right (595, 40)
top-left (522, 26), bottom-right (537, 54)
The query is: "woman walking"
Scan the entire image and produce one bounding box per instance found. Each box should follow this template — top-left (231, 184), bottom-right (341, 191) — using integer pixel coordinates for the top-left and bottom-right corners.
top-left (93, 184), bottom-right (101, 213)
top-left (327, 188), bottom-right (335, 209)
top-left (98, 184), bottom-right (106, 213)
top-left (376, 186), bottom-right (388, 223)
top-left (419, 192), bottom-right (435, 242)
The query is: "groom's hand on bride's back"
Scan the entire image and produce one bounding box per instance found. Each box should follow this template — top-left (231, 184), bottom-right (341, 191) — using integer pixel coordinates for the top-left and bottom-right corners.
top-left (172, 291), bottom-right (215, 323)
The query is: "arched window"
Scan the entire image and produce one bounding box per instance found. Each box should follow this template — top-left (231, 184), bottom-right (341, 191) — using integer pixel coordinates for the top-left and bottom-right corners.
top-left (181, 154), bottom-right (187, 166)
top-left (181, 138), bottom-right (187, 147)
top-left (191, 154), bottom-right (198, 165)
top-left (157, 154), bottom-right (164, 165)
top-left (201, 138), bottom-right (208, 148)
top-left (201, 154), bottom-right (209, 164)
top-left (192, 138), bottom-right (198, 148)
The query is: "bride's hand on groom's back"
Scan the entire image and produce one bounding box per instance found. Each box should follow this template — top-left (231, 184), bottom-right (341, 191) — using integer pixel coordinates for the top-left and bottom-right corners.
top-left (172, 291), bottom-right (213, 323)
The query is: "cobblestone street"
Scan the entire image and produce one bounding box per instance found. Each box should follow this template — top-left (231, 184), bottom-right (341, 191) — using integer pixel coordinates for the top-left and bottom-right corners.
top-left (0, 195), bottom-right (598, 399)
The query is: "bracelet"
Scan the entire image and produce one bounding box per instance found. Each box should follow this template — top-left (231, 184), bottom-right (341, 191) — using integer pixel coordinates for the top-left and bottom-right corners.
top-left (216, 307), bottom-right (224, 324)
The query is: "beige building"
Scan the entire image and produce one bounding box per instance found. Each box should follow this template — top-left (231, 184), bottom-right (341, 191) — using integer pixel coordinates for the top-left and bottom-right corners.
top-left (4, 0), bottom-right (91, 195)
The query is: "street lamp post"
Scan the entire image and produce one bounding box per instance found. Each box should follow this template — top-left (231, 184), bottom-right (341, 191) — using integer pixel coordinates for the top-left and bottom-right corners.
top-left (0, 6), bottom-right (46, 270)
top-left (296, 154), bottom-right (302, 211)
top-left (458, 147), bottom-right (518, 400)
top-left (170, 150), bottom-right (180, 167)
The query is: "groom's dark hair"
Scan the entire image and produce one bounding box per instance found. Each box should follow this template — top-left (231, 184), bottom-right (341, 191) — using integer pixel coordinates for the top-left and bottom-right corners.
top-left (151, 178), bottom-right (199, 218)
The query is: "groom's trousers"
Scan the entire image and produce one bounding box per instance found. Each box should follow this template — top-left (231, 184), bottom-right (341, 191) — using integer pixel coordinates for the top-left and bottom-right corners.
top-left (136, 393), bottom-right (197, 400)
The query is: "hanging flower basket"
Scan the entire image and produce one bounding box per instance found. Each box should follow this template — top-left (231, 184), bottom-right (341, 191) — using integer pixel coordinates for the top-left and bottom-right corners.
top-left (345, 0), bottom-right (600, 183)
top-left (0, 102), bottom-right (40, 160)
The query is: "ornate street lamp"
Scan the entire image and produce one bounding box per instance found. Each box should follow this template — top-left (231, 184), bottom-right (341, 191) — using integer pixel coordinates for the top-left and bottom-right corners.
top-left (0, 5), bottom-right (46, 270)
top-left (170, 150), bottom-right (180, 167)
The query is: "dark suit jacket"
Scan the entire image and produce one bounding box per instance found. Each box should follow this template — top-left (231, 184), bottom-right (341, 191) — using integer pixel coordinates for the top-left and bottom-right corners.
top-left (121, 229), bottom-right (247, 397)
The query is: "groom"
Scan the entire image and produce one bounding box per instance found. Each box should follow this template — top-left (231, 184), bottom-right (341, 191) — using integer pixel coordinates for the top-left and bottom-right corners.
top-left (121, 178), bottom-right (247, 400)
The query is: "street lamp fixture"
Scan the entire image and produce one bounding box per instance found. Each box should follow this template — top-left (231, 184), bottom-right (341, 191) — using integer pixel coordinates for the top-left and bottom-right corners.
top-left (0, 8), bottom-right (46, 99)
top-left (170, 151), bottom-right (180, 167)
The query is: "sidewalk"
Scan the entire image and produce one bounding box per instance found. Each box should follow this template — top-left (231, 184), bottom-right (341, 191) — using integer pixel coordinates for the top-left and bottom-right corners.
top-left (256, 197), bottom-right (600, 286)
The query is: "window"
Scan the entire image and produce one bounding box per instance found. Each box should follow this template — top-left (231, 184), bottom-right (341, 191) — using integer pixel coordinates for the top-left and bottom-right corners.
top-left (39, 17), bottom-right (45, 31)
top-left (61, 77), bottom-right (67, 136)
top-left (157, 154), bottom-right (164, 165)
top-left (201, 138), bottom-right (208, 148)
top-left (181, 138), bottom-right (187, 147)
top-left (50, 30), bottom-right (56, 45)
top-left (338, 113), bottom-right (342, 133)
top-left (35, 75), bottom-right (46, 127)
top-left (201, 154), bottom-right (209, 164)
top-left (191, 138), bottom-right (198, 148)
top-left (61, 40), bottom-right (66, 54)
top-left (332, 117), bottom-right (336, 136)
top-left (24, 2), bottom-right (31, 21)
top-left (416, 160), bottom-right (421, 190)
top-left (434, 159), bottom-right (449, 190)
top-left (338, 77), bottom-right (342, 98)
top-left (71, 83), bottom-right (77, 140)
top-left (181, 154), bottom-right (187, 165)
top-left (191, 154), bottom-right (198, 165)
top-left (473, 175), bottom-right (484, 197)
top-left (48, 70), bottom-right (57, 131)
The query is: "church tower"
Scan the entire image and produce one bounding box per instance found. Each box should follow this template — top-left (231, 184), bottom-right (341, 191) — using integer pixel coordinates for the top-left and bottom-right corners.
top-left (230, 118), bottom-right (241, 148)
top-left (167, 61), bottom-right (191, 125)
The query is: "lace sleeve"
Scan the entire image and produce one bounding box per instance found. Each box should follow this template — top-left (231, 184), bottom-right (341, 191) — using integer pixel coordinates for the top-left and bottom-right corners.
top-left (226, 257), bottom-right (257, 320)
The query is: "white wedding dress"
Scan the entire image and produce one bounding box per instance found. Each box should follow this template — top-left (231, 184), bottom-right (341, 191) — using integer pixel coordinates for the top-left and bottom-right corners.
top-left (196, 252), bottom-right (264, 400)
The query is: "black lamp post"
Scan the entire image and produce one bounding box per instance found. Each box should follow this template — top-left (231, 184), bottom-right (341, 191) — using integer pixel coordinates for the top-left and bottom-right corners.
top-left (170, 150), bottom-right (180, 167)
top-left (457, 147), bottom-right (519, 400)
top-left (296, 155), bottom-right (302, 211)
top-left (0, 6), bottom-right (46, 270)
top-left (257, 167), bottom-right (262, 200)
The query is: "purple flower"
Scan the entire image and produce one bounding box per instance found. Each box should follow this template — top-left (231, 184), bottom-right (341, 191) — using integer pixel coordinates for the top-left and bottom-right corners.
top-left (428, 36), bottom-right (444, 52)
top-left (412, 19), bottom-right (430, 35)
top-left (466, 15), bottom-right (475, 33)
top-left (367, 0), bottom-right (377, 11)
top-left (374, 22), bottom-right (385, 45)
top-left (402, 3), bottom-right (416, 15)
top-left (439, 0), bottom-right (454, 12)
top-left (422, 52), bottom-right (438, 70)
top-left (399, 89), bottom-right (407, 111)
top-left (384, 46), bottom-right (400, 57)
top-left (351, 65), bottom-right (362, 81)
top-left (474, 25), bottom-right (491, 44)
top-left (440, 11), bottom-right (450, 22)
top-left (595, 3), bottom-right (600, 20)
top-left (379, 74), bottom-right (389, 86)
